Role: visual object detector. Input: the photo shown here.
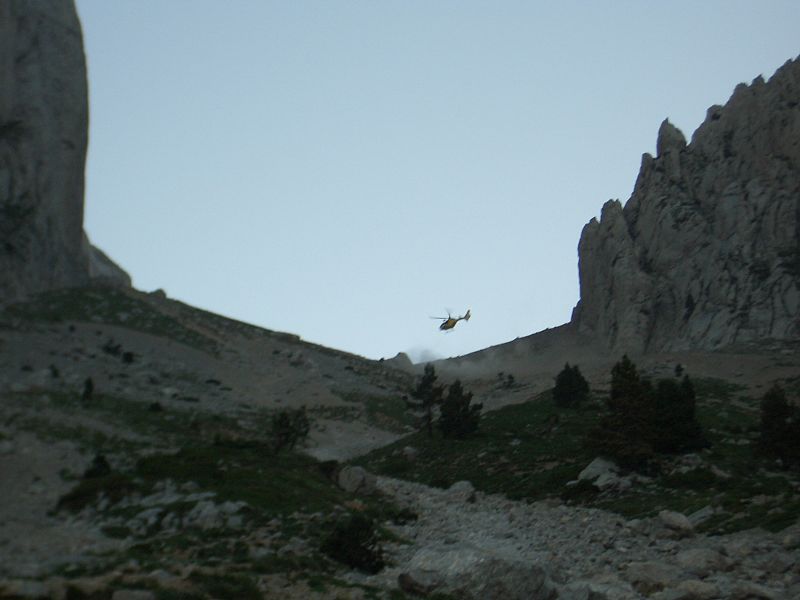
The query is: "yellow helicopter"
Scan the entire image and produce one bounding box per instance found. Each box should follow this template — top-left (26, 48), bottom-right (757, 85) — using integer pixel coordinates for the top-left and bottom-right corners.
top-left (432, 309), bottom-right (471, 331)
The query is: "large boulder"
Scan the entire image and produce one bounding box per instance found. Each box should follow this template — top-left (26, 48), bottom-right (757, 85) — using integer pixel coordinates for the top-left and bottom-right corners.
top-left (400, 542), bottom-right (557, 600)
top-left (578, 457), bottom-right (621, 490)
top-left (337, 465), bottom-right (377, 495)
top-left (0, 0), bottom-right (128, 302)
top-left (573, 57), bottom-right (800, 353)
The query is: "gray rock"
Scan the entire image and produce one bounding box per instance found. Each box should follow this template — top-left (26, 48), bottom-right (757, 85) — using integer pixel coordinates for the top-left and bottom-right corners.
top-left (444, 480), bottom-right (476, 503)
top-left (218, 500), bottom-right (246, 515)
top-left (0, 579), bottom-right (50, 599)
top-left (397, 570), bottom-right (441, 596)
top-left (573, 57), bottom-right (800, 353)
top-left (559, 579), bottom-right (635, 600)
top-left (111, 591), bottom-right (156, 600)
top-left (650, 589), bottom-right (691, 600)
top-left (578, 457), bottom-right (619, 482)
top-left (780, 525), bottom-right (800, 549)
top-left (132, 507), bottom-right (162, 530)
top-left (406, 543), bottom-right (556, 600)
top-left (384, 352), bottom-right (414, 372)
top-left (658, 510), bottom-right (695, 538)
top-left (624, 561), bottom-right (683, 595)
top-left (402, 446), bottom-right (419, 461)
top-left (184, 500), bottom-right (222, 530)
top-left (337, 465), bottom-right (377, 495)
top-left (674, 547), bottom-right (730, 576)
top-left (752, 549), bottom-right (796, 575)
top-left (687, 505), bottom-right (715, 526)
top-left (0, 0), bottom-right (129, 301)
top-left (730, 581), bottom-right (781, 600)
top-left (676, 579), bottom-right (720, 600)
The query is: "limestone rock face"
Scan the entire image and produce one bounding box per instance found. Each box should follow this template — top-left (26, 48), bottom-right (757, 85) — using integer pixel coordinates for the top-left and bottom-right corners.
top-left (0, 1), bottom-right (129, 302)
top-left (574, 57), bottom-right (800, 353)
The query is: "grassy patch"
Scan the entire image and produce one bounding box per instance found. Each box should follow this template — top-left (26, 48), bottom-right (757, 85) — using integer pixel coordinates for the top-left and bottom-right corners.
top-left (354, 385), bottom-right (800, 534)
top-left (57, 472), bottom-right (137, 512)
top-left (692, 377), bottom-right (748, 402)
top-left (135, 443), bottom-right (346, 516)
top-left (1, 286), bottom-right (218, 354)
top-left (334, 389), bottom-right (413, 433)
top-left (356, 390), bottom-right (599, 499)
top-left (8, 390), bottom-right (258, 457)
top-left (58, 440), bottom-right (348, 521)
top-left (188, 572), bottom-right (261, 600)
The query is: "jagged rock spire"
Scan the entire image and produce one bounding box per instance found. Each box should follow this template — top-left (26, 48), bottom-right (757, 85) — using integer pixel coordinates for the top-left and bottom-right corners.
top-left (574, 57), bottom-right (800, 353)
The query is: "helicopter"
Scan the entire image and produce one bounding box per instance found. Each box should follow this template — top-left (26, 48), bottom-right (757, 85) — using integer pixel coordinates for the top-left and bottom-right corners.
top-left (432, 309), bottom-right (471, 331)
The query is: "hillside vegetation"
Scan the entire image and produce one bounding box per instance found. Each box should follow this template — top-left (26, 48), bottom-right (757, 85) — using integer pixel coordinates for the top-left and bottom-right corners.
top-left (355, 375), bottom-right (800, 535)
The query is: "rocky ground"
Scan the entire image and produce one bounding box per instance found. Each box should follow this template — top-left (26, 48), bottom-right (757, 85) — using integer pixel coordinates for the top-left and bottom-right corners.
top-left (1, 286), bottom-right (799, 599)
top-left (361, 476), bottom-right (800, 599)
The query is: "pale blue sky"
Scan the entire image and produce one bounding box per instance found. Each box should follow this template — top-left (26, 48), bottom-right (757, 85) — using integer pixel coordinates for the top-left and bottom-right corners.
top-left (76, 1), bottom-right (800, 362)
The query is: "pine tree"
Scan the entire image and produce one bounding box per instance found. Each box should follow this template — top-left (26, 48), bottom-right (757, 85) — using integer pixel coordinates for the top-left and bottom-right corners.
top-left (553, 363), bottom-right (590, 408)
top-left (438, 380), bottom-right (482, 439)
top-left (406, 364), bottom-right (444, 436)
top-left (587, 355), bottom-right (656, 470)
top-left (587, 357), bottom-right (707, 471)
top-left (651, 376), bottom-right (706, 454)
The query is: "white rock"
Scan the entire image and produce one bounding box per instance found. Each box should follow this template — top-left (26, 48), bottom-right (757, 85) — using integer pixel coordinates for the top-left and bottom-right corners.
top-left (658, 510), bottom-right (694, 537)
top-left (402, 446), bottom-right (419, 461)
top-left (578, 457), bottom-right (619, 482)
top-left (444, 481), bottom-right (476, 503)
top-left (687, 505), bottom-right (715, 526)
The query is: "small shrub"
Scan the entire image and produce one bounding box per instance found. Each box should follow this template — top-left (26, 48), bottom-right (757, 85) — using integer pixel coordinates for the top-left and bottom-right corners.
top-left (57, 472), bottom-right (135, 512)
top-left (270, 406), bottom-right (310, 453)
top-left (759, 385), bottom-right (800, 467)
top-left (81, 377), bottom-right (94, 402)
top-left (438, 380), bottom-right (482, 439)
top-left (553, 363), bottom-right (590, 408)
top-left (102, 338), bottom-right (122, 357)
top-left (560, 479), bottom-right (599, 504)
top-left (320, 513), bottom-right (385, 574)
top-left (84, 454), bottom-right (111, 478)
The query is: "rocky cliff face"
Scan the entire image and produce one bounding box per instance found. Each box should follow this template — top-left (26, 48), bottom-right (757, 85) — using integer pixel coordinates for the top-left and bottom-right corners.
top-left (574, 57), bottom-right (800, 354)
top-left (0, 0), bottom-right (129, 302)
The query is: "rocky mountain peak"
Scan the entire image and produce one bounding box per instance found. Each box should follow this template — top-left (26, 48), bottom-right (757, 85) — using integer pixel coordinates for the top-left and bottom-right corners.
top-left (656, 118), bottom-right (687, 157)
top-left (574, 56), bottom-right (800, 354)
top-left (0, 0), bottom-right (128, 302)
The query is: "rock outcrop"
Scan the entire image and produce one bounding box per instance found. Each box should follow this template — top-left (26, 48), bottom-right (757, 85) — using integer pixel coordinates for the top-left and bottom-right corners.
top-left (372, 475), bottom-right (799, 599)
top-left (0, 0), bottom-right (129, 302)
top-left (574, 56), bottom-right (800, 353)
